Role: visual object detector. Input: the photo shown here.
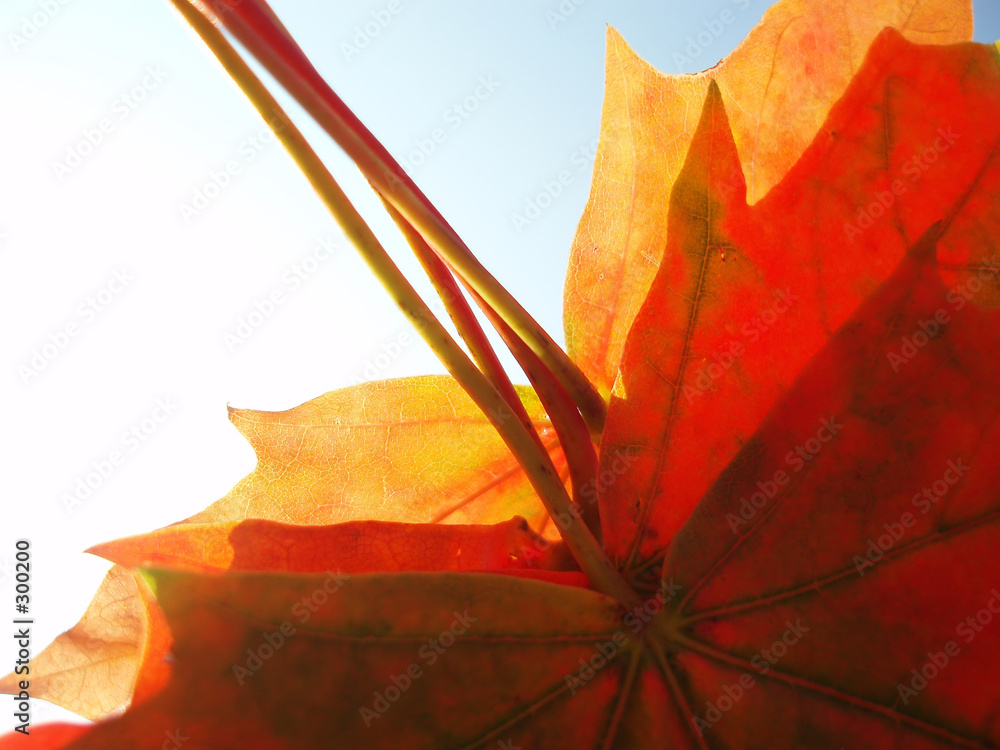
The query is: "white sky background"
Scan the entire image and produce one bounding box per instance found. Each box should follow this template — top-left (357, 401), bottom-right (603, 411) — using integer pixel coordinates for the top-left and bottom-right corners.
top-left (1, 0), bottom-right (998, 732)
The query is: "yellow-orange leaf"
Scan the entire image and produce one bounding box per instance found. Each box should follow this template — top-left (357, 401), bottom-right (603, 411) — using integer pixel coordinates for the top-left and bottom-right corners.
top-left (4, 377), bottom-right (562, 721)
top-left (0, 566), bottom-right (170, 722)
top-left (186, 375), bottom-right (561, 531)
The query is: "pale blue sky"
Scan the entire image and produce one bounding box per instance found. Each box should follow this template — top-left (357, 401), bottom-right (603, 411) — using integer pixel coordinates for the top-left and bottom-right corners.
top-left (1, 0), bottom-right (997, 731)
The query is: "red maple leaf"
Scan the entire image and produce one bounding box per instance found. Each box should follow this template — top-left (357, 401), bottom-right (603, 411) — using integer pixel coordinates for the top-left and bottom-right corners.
top-left (4, 2), bottom-right (999, 748)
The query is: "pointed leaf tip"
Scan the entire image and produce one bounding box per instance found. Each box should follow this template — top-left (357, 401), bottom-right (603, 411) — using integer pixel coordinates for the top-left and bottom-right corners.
top-left (564, 0), bottom-right (972, 394)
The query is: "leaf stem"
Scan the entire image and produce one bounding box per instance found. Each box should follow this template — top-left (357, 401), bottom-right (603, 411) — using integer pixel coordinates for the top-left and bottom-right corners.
top-left (465, 285), bottom-right (604, 542)
top-left (169, 0), bottom-right (639, 607)
top-left (379, 197), bottom-right (539, 442)
top-left (194, 0), bottom-right (608, 436)
top-left (384, 200), bottom-right (602, 539)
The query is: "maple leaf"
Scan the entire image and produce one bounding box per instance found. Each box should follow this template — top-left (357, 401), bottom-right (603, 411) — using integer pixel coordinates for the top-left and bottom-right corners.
top-left (563, 0), bottom-right (972, 397)
top-left (0, 566), bottom-right (169, 722)
top-left (599, 28), bottom-right (1000, 570)
top-left (88, 517), bottom-right (584, 584)
top-left (184, 376), bottom-right (563, 531)
top-left (13, 216), bottom-right (1000, 745)
top-left (1, 376), bottom-right (568, 721)
top-left (6, 0), bottom-right (1000, 747)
